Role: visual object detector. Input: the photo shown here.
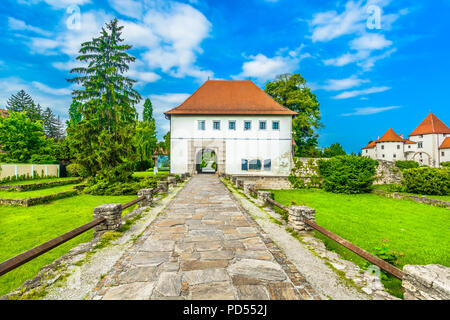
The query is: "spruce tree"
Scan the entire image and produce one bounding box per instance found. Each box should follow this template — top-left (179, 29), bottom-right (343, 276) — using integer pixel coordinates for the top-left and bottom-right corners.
top-left (6, 90), bottom-right (42, 122)
top-left (42, 107), bottom-right (58, 139)
top-left (67, 18), bottom-right (141, 188)
top-left (66, 100), bottom-right (83, 129)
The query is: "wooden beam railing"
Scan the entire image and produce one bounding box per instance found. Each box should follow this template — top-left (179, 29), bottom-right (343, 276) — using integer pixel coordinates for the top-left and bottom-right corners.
top-left (241, 180), bottom-right (405, 280)
top-left (0, 196), bottom-right (145, 277)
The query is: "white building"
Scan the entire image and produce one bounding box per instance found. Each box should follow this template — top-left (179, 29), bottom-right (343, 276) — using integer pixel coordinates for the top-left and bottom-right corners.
top-left (164, 80), bottom-right (297, 176)
top-left (362, 112), bottom-right (450, 167)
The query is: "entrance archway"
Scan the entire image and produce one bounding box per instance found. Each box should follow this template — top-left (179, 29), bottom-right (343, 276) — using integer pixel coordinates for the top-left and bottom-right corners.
top-left (412, 151), bottom-right (431, 166)
top-left (196, 149), bottom-right (217, 174)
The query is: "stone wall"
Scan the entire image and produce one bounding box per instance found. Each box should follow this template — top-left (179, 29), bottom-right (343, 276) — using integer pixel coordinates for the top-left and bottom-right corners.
top-left (0, 178), bottom-right (82, 191)
top-left (373, 189), bottom-right (450, 208)
top-left (374, 160), bottom-right (402, 185)
top-left (0, 190), bottom-right (78, 207)
top-left (230, 175), bottom-right (290, 189)
top-left (402, 264), bottom-right (450, 300)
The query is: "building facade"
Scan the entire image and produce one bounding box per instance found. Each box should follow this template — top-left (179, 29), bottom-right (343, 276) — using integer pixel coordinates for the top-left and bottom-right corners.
top-left (362, 112), bottom-right (450, 167)
top-left (165, 80), bottom-right (297, 176)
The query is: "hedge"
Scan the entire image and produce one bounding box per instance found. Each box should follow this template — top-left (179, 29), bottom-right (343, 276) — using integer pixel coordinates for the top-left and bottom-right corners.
top-left (317, 155), bottom-right (378, 194)
top-left (402, 167), bottom-right (449, 196)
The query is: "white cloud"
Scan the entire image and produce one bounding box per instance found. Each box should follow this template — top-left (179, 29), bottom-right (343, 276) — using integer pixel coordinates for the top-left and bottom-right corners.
top-left (8, 17), bottom-right (52, 37)
top-left (319, 76), bottom-right (369, 91)
top-left (341, 105), bottom-right (400, 116)
top-left (333, 86), bottom-right (391, 99)
top-left (21, 2), bottom-right (213, 83)
top-left (108, 0), bottom-right (143, 19)
top-left (233, 46), bottom-right (311, 83)
top-left (0, 77), bottom-right (72, 118)
top-left (350, 33), bottom-right (392, 51)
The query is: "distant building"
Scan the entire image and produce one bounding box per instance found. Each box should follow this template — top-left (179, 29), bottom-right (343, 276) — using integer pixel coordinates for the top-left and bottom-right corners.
top-left (0, 109), bottom-right (8, 118)
top-left (362, 112), bottom-right (450, 167)
top-left (164, 80), bottom-right (297, 176)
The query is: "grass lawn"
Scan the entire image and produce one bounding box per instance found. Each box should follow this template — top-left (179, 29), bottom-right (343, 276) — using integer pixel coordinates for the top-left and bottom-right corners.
top-left (0, 194), bottom-right (136, 297)
top-left (271, 189), bottom-right (450, 298)
top-left (373, 184), bottom-right (450, 202)
top-left (132, 171), bottom-right (170, 179)
top-left (0, 177), bottom-right (78, 186)
top-left (0, 184), bottom-right (78, 199)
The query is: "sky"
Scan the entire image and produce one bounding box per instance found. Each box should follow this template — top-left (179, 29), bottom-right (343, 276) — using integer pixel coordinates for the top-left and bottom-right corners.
top-left (0, 0), bottom-right (449, 153)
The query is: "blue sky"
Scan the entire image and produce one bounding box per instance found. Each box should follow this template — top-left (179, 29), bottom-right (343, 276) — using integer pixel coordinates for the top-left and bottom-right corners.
top-left (0, 0), bottom-right (449, 153)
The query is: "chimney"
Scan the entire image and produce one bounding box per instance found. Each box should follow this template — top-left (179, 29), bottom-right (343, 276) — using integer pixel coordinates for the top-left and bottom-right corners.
top-left (400, 134), bottom-right (404, 139)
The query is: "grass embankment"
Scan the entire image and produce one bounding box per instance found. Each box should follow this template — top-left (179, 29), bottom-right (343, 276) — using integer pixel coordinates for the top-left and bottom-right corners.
top-left (0, 194), bottom-right (136, 297)
top-left (271, 189), bottom-right (450, 298)
top-left (373, 184), bottom-right (450, 202)
top-left (0, 184), bottom-right (78, 199)
top-left (0, 177), bottom-right (77, 186)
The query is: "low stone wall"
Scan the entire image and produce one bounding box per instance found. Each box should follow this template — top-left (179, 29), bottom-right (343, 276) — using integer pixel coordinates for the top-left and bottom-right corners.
top-left (0, 190), bottom-right (78, 207)
top-left (374, 160), bottom-right (402, 185)
top-left (373, 190), bottom-right (450, 208)
top-left (402, 264), bottom-right (450, 300)
top-left (229, 175), bottom-right (290, 190)
top-left (0, 178), bottom-right (82, 191)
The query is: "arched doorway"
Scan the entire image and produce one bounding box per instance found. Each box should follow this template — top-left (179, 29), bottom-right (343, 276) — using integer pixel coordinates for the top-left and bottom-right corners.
top-left (196, 149), bottom-right (217, 174)
top-left (412, 151), bottom-right (431, 166)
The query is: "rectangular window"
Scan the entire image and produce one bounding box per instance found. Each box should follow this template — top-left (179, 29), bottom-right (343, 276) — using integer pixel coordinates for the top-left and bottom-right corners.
top-left (244, 121), bottom-right (251, 131)
top-left (213, 121), bottom-right (220, 130)
top-left (382, 154), bottom-right (385, 158)
top-left (442, 152), bottom-right (445, 156)
top-left (198, 120), bottom-right (205, 131)
top-left (418, 142), bottom-right (423, 149)
top-left (264, 159), bottom-right (271, 171)
top-left (408, 146), bottom-right (411, 149)
top-left (397, 145), bottom-right (400, 150)
top-left (381, 145), bottom-right (384, 150)
top-left (241, 159), bottom-right (248, 171)
top-left (393, 154), bottom-right (396, 158)
top-left (259, 121), bottom-right (266, 130)
top-left (229, 121), bottom-right (236, 130)
top-left (272, 121), bottom-right (280, 130)
top-left (249, 159), bottom-right (262, 170)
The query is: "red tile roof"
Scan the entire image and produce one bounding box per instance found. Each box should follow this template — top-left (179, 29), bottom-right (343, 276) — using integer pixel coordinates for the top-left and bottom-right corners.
top-left (0, 109), bottom-right (8, 118)
top-left (409, 112), bottom-right (450, 136)
top-left (404, 139), bottom-right (417, 144)
top-left (165, 80), bottom-right (297, 116)
top-left (377, 128), bottom-right (405, 142)
top-left (439, 137), bottom-right (450, 149)
top-left (362, 140), bottom-right (377, 149)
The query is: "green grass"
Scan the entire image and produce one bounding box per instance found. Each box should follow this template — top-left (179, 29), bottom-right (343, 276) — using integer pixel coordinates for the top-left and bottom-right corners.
top-left (373, 184), bottom-right (450, 202)
top-left (0, 194), bottom-right (135, 296)
top-left (132, 171), bottom-right (170, 179)
top-left (0, 177), bottom-right (78, 186)
top-left (0, 184), bottom-right (78, 199)
top-left (271, 189), bottom-right (450, 298)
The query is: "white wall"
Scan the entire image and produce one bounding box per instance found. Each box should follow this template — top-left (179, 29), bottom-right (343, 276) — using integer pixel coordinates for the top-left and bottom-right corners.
top-left (170, 115), bottom-right (293, 175)
top-left (440, 148), bottom-right (450, 164)
top-left (409, 133), bottom-right (449, 167)
top-left (375, 142), bottom-right (406, 162)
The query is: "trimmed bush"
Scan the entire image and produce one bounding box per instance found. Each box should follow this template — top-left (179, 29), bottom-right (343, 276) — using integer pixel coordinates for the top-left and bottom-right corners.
top-left (66, 163), bottom-right (89, 177)
top-left (317, 155), bottom-right (378, 194)
top-left (441, 162), bottom-right (450, 168)
top-left (84, 177), bottom-right (159, 195)
top-left (402, 167), bottom-right (449, 196)
top-left (395, 160), bottom-right (419, 170)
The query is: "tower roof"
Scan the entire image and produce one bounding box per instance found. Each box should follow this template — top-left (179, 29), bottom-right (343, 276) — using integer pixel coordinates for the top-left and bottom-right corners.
top-left (164, 80), bottom-right (297, 116)
top-left (409, 112), bottom-right (450, 136)
top-left (377, 128), bottom-right (405, 143)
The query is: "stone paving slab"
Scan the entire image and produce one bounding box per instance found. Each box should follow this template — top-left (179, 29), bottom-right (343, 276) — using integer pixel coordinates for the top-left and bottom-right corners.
top-left (91, 175), bottom-right (319, 300)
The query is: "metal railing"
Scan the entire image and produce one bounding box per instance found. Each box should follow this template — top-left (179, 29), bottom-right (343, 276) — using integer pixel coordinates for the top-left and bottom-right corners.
top-left (246, 185), bottom-right (405, 280)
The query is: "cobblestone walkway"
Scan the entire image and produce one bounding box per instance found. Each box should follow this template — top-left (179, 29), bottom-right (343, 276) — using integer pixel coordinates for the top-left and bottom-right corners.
top-left (91, 175), bottom-right (319, 300)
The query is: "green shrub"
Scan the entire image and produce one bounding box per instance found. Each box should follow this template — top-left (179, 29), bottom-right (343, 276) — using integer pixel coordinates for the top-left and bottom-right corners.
top-left (84, 177), bottom-right (159, 195)
top-left (317, 155), bottom-right (378, 194)
top-left (402, 167), bottom-right (449, 196)
top-left (66, 163), bottom-right (89, 177)
top-left (441, 162), bottom-right (450, 168)
top-left (395, 160), bottom-right (419, 170)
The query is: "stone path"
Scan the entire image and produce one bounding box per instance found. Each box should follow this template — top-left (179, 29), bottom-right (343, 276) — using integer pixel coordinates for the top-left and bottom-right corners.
top-left (91, 175), bottom-right (320, 300)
